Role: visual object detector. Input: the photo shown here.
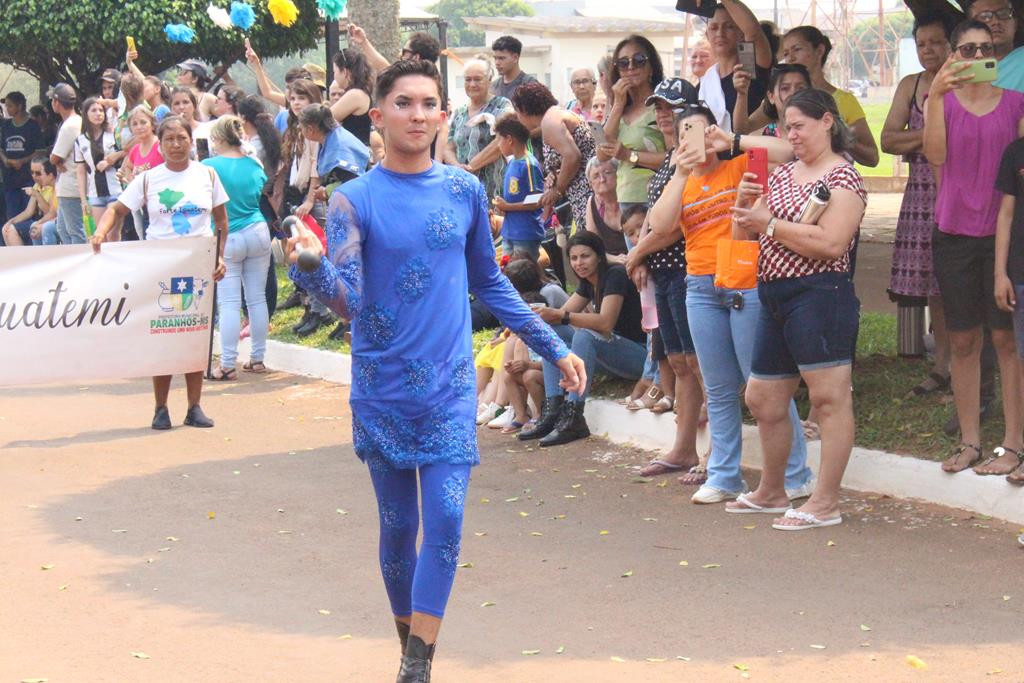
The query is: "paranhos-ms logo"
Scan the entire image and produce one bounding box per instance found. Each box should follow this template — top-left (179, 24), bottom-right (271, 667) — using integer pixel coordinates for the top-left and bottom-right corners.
top-left (151, 276), bottom-right (210, 334)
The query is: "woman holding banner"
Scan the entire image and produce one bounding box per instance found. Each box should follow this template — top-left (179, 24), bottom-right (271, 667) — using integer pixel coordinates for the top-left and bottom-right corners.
top-left (91, 115), bottom-right (228, 430)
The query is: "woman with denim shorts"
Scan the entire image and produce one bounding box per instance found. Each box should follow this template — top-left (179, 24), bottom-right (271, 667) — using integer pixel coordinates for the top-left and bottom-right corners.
top-left (74, 97), bottom-right (122, 241)
top-left (651, 103), bottom-right (812, 507)
top-left (731, 88), bottom-right (866, 530)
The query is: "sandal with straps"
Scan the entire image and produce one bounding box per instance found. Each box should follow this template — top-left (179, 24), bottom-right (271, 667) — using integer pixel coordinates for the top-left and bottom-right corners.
top-left (974, 446), bottom-right (1023, 476)
top-left (941, 443), bottom-right (983, 473)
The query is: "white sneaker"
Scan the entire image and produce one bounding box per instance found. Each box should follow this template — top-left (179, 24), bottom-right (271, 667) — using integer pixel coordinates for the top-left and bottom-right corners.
top-left (691, 484), bottom-right (747, 504)
top-left (785, 479), bottom-right (815, 501)
top-left (487, 408), bottom-right (515, 429)
top-left (477, 403), bottom-right (502, 425)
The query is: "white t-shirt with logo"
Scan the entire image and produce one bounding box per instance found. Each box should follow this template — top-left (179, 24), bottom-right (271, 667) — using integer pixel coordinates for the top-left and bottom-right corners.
top-left (52, 114), bottom-right (82, 198)
top-left (118, 161), bottom-right (228, 240)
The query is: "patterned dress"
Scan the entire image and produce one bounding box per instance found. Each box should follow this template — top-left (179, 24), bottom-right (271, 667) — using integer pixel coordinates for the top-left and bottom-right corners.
top-left (889, 75), bottom-right (941, 300)
top-left (448, 96), bottom-right (513, 201)
top-left (543, 111), bottom-right (596, 230)
top-left (290, 163), bottom-right (568, 469)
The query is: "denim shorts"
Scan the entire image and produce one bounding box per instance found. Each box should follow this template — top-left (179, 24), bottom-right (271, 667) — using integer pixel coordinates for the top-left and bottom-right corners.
top-left (752, 271), bottom-right (860, 379)
top-left (89, 195), bottom-right (120, 208)
top-left (651, 267), bottom-right (695, 355)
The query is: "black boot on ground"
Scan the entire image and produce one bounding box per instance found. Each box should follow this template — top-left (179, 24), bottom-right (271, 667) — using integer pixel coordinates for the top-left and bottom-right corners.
top-left (395, 635), bottom-right (435, 683)
top-left (539, 400), bottom-right (590, 447)
top-left (291, 306), bottom-right (313, 334)
top-left (184, 404), bottom-right (214, 428)
top-left (517, 395), bottom-right (564, 441)
top-left (395, 620), bottom-right (410, 654)
top-left (328, 320), bottom-right (349, 341)
top-left (152, 405), bottom-right (171, 430)
top-left (297, 312), bottom-right (333, 338)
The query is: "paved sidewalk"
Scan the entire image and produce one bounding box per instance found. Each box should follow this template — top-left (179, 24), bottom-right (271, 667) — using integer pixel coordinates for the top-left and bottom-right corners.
top-left (2, 374), bottom-right (1023, 681)
top-left (861, 192), bottom-right (901, 244)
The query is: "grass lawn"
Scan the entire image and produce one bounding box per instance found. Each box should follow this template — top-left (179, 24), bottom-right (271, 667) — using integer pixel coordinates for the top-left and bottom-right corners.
top-left (267, 266), bottom-right (1005, 461)
top-left (856, 102), bottom-right (899, 178)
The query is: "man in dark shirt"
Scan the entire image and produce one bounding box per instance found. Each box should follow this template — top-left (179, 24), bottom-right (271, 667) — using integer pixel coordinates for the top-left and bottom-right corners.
top-left (491, 35), bottom-right (537, 101)
top-left (0, 91), bottom-right (43, 221)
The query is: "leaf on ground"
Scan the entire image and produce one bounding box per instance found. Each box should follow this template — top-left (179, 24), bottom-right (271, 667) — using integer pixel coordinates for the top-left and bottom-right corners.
top-left (827, 540), bottom-right (836, 547)
top-left (810, 644), bottom-right (826, 649)
top-left (474, 532), bottom-right (487, 537)
top-left (600, 530), bottom-right (610, 535)
top-left (584, 469), bottom-right (598, 473)
top-left (166, 537), bottom-right (179, 542)
top-left (40, 564), bottom-right (54, 571)
top-left (21, 679), bottom-right (49, 682)
top-left (571, 484), bottom-right (582, 489)
top-left (337, 634), bottom-right (352, 640)
top-left (318, 609), bottom-right (331, 615)
top-left (677, 656), bottom-right (691, 661)
top-left (130, 652), bottom-right (150, 659)
top-left (905, 655), bottom-right (927, 669)
top-left (58, 585), bottom-right (69, 591)
top-left (277, 530), bottom-right (292, 535)
top-left (679, 560), bottom-right (689, 566)
top-left (733, 663), bottom-right (749, 671)
top-left (657, 480), bottom-right (668, 488)
top-left (610, 656), bottom-right (626, 662)
top-left (643, 518), bottom-right (658, 522)
top-left (521, 649), bottom-right (540, 655)
top-left (860, 624), bottom-right (872, 632)
top-left (158, 547), bottom-right (171, 552)
top-left (519, 511), bottom-right (530, 517)
top-left (207, 512), bottom-right (216, 520)
top-left (1002, 595), bottom-right (1011, 601)
top-left (481, 601), bottom-right (496, 607)
top-left (504, 497), bottom-right (519, 503)
top-left (555, 646), bottom-right (565, 654)
top-left (336, 509), bottom-right (348, 515)
top-left (743, 525), bottom-right (756, 530)
top-left (112, 529), bottom-right (128, 533)
top-left (631, 476), bottom-right (652, 483)
top-left (564, 495), bottom-right (577, 499)
top-left (530, 532), bottom-right (543, 537)
top-left (621, 570), bottom-right (633, 577)
top-left (702, 564), bottom-right (721, 569)
top-left (457, 562), bottom-right (474, 568)
top-left (645, 657), bottom-right (667, 662)
top-left (986, 669), bottom-right (1003, 675)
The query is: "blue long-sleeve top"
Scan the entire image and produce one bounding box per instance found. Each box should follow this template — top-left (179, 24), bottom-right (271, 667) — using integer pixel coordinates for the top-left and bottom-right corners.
top-left (291, 162), bottom-right (568, 468)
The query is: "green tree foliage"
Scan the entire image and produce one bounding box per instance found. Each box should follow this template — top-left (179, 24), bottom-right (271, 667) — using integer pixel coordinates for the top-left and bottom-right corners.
top-left (0, 0), bottom-right (324, 94)
top-left (428, 0), bottom-right (533, 47)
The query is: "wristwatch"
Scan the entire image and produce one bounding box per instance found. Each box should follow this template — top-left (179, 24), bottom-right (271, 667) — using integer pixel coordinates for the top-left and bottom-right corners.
top-left (766, 217), bottom-right (779, 238)
top-left (562, 311), bottom-right (571, 326)
top-left (628, 150), bottom-right (640, 166)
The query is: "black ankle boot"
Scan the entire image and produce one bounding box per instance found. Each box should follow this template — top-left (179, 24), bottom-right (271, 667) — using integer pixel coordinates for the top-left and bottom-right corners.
top-left (539, 400), bottom-right (589, 447)
top-left (291, 306), bottom-right (313, 334)
top-left (395, 620), bottom-right (410, 653)
top-left (518, 395), bottom-right (564, 441)
top-left (396, 635), bottom-right (435, 683)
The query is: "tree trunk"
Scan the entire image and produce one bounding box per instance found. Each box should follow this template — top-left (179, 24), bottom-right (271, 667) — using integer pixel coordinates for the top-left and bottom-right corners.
top-left (349, 0), bottom-right (401, 64)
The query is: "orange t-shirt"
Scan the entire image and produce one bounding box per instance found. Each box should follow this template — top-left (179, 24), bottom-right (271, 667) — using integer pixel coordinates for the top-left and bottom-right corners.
top-left (680, 155), bottom-right (748, 276)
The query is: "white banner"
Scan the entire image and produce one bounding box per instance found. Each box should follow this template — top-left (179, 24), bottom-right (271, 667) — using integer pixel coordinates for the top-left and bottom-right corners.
top-left (0, 236), bottom-right (218, 386)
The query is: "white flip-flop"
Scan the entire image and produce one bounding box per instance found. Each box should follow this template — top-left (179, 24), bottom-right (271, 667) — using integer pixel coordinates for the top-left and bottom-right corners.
top-left (726, 493), bottom-right (792, 515)
top-left (772, 508), bottom-right (843, 531)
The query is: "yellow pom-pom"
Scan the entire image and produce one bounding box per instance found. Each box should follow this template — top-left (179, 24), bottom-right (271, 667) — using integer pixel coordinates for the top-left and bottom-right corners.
top-left (268, 0), bottom-right (299, 26)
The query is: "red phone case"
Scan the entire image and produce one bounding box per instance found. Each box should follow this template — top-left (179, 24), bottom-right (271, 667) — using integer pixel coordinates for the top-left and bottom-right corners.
top-left (747, 148), bottom-right (769, 193)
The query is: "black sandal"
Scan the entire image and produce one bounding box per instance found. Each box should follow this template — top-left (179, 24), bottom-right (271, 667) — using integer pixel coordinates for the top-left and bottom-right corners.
top-left (910, 371), bottom-right (950, 397)
top-left (941, 443), bottom-right (982, 473)
top-left (975, 446), bottom-right (1023, 476)
top-left (209, 367), bottom-right (237, 381)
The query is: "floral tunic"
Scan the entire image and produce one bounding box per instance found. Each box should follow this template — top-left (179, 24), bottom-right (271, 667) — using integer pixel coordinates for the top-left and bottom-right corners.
top-left (448, 96), bottom-right (513, 201)
top-left (291, 163), bottom-right (568, 469)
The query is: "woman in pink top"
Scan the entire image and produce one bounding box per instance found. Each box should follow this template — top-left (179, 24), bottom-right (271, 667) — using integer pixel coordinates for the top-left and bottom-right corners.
top-left (923, 19), bottom-right (1024, 475)
top-left (117, 106), bottom-right (163, 185)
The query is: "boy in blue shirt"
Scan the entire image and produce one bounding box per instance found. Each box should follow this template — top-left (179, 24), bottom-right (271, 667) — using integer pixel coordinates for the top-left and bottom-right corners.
top-left (493, 115), bottom-right (544, 259)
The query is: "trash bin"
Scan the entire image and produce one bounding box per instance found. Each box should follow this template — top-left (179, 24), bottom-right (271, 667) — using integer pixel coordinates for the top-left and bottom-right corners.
top-left (897, 303), bottom-right (925, 358)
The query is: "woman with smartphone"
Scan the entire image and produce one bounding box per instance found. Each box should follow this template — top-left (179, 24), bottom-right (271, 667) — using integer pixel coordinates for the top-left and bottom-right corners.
top-left (780, 26), bottom-right (879, 167)
top-left (730, 89), bottom-right (866, 529)
top-left (881, 13), bottom-right (953, 399)
top-left (650, 104), bottom-right (811, 506)
top-left (923, 20), bottom-right (1024, 477)
top-left (732, 63), bottom-right (812, 136)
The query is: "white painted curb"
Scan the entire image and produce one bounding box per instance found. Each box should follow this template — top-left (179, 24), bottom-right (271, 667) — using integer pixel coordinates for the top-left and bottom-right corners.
top-left (222, 334), bottom-right (1024, 525)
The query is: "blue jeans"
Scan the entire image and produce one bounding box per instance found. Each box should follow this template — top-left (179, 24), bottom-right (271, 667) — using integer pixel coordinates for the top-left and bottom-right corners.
top-left (218, 222), bottom-right (272, 369)
top-left (542, 327), bottom-right (647, 401)
top-left (642, 333), bottom-right (659, 382)
top-left (37, 220), bottom-right (58, 245)
top-left (502, 237), bottom-right (541, 260)
top-left (685, 274), bottom-right (811, 493)
top-left (55, 196), bottom-right (86, 244)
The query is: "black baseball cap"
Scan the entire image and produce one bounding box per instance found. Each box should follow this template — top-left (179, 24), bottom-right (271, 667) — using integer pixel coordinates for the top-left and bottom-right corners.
top-left (46, 83), bottom-right (78, 107)
top-left (645, 78), bottom-right (698, 108)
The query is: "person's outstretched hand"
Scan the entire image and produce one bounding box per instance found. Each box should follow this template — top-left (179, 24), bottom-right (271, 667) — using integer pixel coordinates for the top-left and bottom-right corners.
top-left (555, 353), bottom-right (586, 394)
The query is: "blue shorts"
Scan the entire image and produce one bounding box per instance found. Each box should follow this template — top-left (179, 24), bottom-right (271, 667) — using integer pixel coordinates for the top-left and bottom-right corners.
top-left (752, 271), bottom-right (860, 379)
top-left (651, 267), bottom-right (695, 355)
top-left (89, 195), bottom-right (120, 208)
top-left (502, 237), bottom-right (541, 260)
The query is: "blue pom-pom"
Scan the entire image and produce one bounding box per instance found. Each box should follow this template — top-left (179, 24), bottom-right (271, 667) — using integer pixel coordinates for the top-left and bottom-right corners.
top-left (317, 0), bottom-right (347, 20)
top-left (230, 1), bottom-right (256, 30)
top-left (164, 23), bottom-right (196, 44)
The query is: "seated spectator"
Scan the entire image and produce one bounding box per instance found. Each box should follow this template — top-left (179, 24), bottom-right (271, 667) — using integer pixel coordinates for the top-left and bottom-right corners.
top-left (526, 231), bottom-right (647, 446)
top-left (585, 157), bottom-right (628, 261)
top-left (298, 103), bottom-right (369, 193)
top-left (475, 329), bottom-right (510, 425)
top-left (0, 91), bottom-right (43, 223)
top-left (1, 156), bottom-right (56, 246)
top-left (501, 293), bottom-right (549, 433)
top-left (493, 116), bottom-right (545, 260)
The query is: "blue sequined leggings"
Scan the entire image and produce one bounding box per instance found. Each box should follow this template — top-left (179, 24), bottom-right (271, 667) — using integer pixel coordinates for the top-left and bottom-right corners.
top-left (366, 453), bottom-right (471, 618)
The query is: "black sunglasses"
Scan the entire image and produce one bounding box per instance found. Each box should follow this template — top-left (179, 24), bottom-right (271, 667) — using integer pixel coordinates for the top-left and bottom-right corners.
top-left (956, 42), bottom-right (995, 59)
top-left (615, 53), bottom-right (650, 71)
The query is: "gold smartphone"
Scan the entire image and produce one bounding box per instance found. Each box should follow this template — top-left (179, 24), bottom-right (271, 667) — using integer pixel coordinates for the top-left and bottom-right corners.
top-left (682, 118), bottom-right (706, 163)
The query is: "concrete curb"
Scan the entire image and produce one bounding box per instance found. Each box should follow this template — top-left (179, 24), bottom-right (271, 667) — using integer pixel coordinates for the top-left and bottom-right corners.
top-left (223, 334), bottom-right (1024, 525)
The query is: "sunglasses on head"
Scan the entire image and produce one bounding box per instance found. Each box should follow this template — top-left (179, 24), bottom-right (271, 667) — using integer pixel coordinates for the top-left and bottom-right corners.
top-left (615, 53), bottom-right (649, 71)
top-left (956, 42), bottom-right (995, 58)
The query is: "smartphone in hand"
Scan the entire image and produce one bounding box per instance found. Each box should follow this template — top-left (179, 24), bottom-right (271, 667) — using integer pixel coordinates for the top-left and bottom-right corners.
top-left (683, 118), bottom-right (706, 163)
top-left (737, 41), bottom-right (756, 75)
top-left (957, 59), bottom-right (998, 84)
top-left (746, 148), bottom-right (769, 193)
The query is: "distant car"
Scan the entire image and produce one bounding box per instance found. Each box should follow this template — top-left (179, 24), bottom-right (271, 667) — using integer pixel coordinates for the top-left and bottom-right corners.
top-left (847, 79), bottom-right (869, 98)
